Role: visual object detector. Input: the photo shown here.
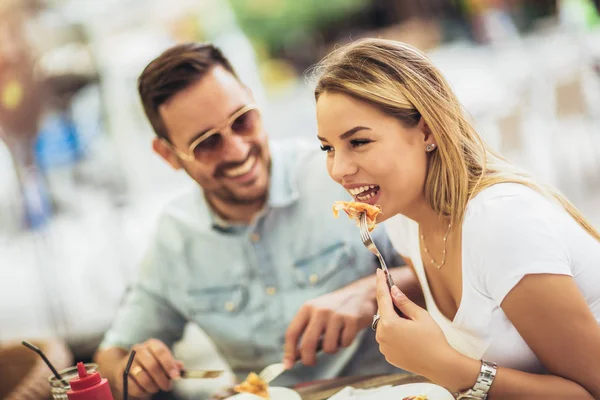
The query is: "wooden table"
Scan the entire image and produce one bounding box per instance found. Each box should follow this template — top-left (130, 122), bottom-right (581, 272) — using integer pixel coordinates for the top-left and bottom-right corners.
top-left (294, 373), bottom-right (431, 400)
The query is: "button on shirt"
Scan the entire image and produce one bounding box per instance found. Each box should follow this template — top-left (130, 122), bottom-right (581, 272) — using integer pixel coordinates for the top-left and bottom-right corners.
top-left (100, 139), bottom-right (403, 385)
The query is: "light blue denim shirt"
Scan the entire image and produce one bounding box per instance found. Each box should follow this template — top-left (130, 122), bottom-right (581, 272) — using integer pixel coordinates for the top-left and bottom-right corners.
top-left (100, 139), bottom-right (404, 385)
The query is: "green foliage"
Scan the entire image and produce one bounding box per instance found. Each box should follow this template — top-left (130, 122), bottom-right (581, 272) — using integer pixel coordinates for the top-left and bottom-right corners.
top-left (229, 0), bottom-right (369, 53)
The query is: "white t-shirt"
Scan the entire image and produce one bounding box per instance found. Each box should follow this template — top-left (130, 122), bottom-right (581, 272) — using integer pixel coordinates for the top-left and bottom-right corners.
top-left (384, 183), bottom-right (600, 373)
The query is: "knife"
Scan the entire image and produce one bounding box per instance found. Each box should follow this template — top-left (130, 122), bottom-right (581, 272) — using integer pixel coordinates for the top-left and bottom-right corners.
top-left (179, 369), bottom-right (224, 379)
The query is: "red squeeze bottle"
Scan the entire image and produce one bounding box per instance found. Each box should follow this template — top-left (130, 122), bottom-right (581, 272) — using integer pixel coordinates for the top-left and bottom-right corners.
top-left (67, 362), bottom-right (114, 400)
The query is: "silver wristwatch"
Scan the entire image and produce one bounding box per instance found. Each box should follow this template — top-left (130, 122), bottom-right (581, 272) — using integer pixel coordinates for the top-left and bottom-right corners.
top-left (454, 360), bottom-right (497, 399)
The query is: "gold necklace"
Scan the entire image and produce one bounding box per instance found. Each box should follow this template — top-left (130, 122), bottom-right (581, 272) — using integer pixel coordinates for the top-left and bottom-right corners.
top-left (420, 222), bottom-right (452, 269)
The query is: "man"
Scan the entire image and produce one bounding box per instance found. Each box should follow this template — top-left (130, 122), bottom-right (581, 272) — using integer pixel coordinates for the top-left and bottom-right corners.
top-left (95, 43), bottom-right (412, 398)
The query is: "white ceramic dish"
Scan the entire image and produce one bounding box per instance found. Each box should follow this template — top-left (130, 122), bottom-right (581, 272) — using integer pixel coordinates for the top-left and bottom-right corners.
top-left (328, 382), bottom-right (454, 400)
top-left (386, 383), bottom-right (454, 400)
top-left (226, 386), bottom-right (302, 400)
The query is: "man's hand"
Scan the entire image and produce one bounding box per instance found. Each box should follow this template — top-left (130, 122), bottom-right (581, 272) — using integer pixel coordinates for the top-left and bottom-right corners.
top-left (282, 280), bottom-right (377, 368)
top-left (99, 339), bottom-right (184, 399)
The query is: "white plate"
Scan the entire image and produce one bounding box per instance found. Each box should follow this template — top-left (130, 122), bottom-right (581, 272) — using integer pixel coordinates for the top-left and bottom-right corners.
top-left (378, 383), bottom-right (454, 400)
top-left (226, 387), bottom-right (301, 400)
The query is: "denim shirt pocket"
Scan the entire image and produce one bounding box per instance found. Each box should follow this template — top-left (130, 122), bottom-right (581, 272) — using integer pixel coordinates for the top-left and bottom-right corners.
top-left (187, 285), bottom-right (258, 361)
top-left (293, 241), bottom-right (356, 287)
top-left (188, 285), bottom-right (248, 315)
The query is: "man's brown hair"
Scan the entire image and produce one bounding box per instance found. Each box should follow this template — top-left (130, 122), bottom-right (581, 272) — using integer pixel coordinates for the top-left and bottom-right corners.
top-left (138, 43), bottom-right (237, 140)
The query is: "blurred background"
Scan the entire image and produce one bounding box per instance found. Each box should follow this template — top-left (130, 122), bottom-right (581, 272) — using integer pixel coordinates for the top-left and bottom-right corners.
top-left (1, 0), bottom-right (599, 398)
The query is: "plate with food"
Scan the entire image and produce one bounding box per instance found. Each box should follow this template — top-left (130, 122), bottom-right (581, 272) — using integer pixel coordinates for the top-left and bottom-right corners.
top-left (328, 383), bottom-right (453, 400)
top-left (225, 387), bottom-right (301, 400)
top-left (225, 372), bottom-right (301, 400)
top-left (383, 383), bottom-right (454, 400)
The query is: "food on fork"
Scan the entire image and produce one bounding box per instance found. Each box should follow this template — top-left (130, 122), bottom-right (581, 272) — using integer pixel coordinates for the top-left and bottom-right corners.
top-left (234, 372), bottom-right (269, 399)
top-left (402, 395), bottom-right (428, 400)
top-left (332, 201), bottom-right (382, 232)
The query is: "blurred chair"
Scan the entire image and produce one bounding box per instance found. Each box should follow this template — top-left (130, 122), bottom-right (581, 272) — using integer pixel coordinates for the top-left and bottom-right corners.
top-left (0, 339), bottom-right (73, 400)
top-left (555, 71), bottom-right (588, 118)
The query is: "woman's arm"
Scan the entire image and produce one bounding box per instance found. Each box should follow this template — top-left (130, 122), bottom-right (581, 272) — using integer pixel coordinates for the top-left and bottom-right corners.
top-left (434, 274), bottom-right (600, 399)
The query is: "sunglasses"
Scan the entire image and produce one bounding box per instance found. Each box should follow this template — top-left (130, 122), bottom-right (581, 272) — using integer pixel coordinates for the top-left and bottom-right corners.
top-left (162, 104), bottom-right (261, 162)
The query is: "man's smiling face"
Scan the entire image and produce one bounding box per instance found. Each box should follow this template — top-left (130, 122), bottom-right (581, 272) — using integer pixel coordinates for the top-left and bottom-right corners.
top-left (157, 66), bottom-right (270, 205)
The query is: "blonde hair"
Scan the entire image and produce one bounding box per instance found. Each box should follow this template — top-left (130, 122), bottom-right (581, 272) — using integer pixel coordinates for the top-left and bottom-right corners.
top-left (313, 38), bottom-right (600, 241)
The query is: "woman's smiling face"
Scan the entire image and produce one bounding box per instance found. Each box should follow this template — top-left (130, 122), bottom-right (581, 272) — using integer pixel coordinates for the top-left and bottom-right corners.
top-left (316, 91), bottom-right (434, 222)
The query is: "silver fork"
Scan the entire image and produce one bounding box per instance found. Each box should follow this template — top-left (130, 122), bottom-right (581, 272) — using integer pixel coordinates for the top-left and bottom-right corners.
top-left (257, 337), bottom-right (325, 383)
top-left (359, 212), bottom-right (395, 289)
top-left (359, 212), bottom-right (404, 319)
top-left (257, 362), bottom-right (286, 383)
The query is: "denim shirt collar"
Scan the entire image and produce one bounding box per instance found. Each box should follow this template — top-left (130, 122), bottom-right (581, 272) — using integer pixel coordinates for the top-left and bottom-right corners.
top-left (265, 141), bottom-right (300, 208)
top-left (206, 141), bottom-right (300, 231)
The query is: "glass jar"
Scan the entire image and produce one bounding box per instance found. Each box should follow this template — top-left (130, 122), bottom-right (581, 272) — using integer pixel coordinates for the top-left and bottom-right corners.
top-left (48, 363), bottom-right (98, 400)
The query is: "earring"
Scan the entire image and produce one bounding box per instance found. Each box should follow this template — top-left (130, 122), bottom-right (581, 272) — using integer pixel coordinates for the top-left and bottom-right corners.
top-left (426, 144), bottom-right (436, 152)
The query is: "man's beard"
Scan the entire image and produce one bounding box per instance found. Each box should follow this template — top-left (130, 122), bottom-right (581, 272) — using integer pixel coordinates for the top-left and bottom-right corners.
top-left (192, 144), bottom-right (270, 205)
top-left (209, 183), bottom-right (268, 205)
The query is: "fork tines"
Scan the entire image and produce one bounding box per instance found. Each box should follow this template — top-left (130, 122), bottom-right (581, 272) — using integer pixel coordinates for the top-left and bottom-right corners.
top-left (258, 363), bottom-right (285, 383)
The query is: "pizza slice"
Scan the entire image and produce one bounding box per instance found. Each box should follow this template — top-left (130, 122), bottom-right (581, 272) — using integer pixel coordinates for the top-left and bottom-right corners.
top-left (332, 201), bottom-right (382, 232)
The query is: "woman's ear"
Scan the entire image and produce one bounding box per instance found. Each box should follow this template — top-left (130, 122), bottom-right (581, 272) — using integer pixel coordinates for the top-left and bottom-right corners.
top-left (152, 138), bottom-right (182, 170)
top-left (418, 117), bottom-right (437, 150)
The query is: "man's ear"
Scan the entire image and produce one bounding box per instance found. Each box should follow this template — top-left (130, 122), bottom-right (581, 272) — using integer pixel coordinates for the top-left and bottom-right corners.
top-left (418, 117), bottom-right (437, 148)
top-left (152, 137), bottom-right (182, 170)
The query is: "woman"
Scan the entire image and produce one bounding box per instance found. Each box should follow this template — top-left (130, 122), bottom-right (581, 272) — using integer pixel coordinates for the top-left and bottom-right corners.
top-left (314, 38), bottom-right (600, 399)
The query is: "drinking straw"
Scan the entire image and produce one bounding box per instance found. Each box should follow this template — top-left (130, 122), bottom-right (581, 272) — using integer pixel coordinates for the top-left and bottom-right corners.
top-left (123, 350), bottom-right (137, 400)
top-left (21, 340), bottom-right (69, 386)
